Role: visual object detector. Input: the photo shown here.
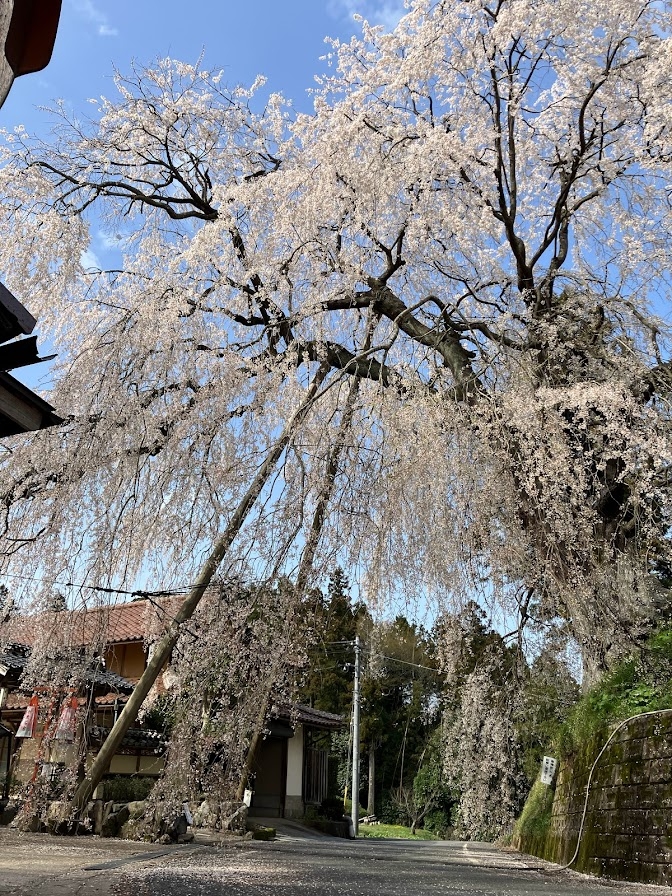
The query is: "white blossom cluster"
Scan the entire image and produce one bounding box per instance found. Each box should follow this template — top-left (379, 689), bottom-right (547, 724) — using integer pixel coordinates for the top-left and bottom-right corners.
top-left (144, 581), bottom-right (308, 816)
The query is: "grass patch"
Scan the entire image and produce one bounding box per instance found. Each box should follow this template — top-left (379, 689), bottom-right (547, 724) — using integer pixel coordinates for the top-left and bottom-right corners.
top-left (514, 779), bottom-right (554, 842)
top-left (358, 823), bottom-right (438, 840)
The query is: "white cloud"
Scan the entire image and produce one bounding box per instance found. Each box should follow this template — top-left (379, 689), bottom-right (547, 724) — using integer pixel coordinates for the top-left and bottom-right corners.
top-left (328, 0), bottom-right (407, 31)
top-left (67, 0), bottom-right (118, 38)
top-left (80, 248), bottom-right (101, 271)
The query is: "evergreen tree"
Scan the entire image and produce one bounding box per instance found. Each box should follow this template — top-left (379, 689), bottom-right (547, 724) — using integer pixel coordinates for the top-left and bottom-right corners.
top-left (361, 616), bottom-right (443, 818)
top-left (299, 574), bottom-right (445, 818)
top-left (299, 568), bottom-right (368, 716)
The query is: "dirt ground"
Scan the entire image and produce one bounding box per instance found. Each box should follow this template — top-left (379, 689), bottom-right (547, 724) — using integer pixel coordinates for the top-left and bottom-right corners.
top-left (0, 828), bottom-right (241, 896)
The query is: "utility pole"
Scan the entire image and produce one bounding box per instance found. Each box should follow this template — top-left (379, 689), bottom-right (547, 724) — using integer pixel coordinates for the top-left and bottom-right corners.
top-left (351, 634), bottom-right (361, 837)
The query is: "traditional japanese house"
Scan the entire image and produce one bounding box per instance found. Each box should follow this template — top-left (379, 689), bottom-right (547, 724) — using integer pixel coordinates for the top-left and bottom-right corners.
top-left (0, 597), bottom-right (341, 817)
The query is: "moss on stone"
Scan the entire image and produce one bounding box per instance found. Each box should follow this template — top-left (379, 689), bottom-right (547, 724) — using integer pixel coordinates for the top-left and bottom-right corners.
top-left (513, 626), bottom-right (672, 885)
top-left (514, 779), bottom-right (554, 845)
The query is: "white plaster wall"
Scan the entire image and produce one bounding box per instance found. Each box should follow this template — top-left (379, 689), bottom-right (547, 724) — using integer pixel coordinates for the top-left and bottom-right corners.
top-left (286, 724), bottom-right (304, 798)
top-left (138, 755), bottom-right (165, 775)
top-left (108, 755), bottom-right (137, 774)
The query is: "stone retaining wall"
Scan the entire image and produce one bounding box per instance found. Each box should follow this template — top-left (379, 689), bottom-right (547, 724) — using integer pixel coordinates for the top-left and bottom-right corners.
top-left (515, 713), bottom-right (672, 886)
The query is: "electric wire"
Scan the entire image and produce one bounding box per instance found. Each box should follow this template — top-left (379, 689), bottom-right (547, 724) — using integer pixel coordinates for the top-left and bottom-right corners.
top-left (361, 648), bottom-right (438, 673)
top-left (0, 569), bottom-right (205, 598)
top-left (0, 569), bottom-right (256, 600)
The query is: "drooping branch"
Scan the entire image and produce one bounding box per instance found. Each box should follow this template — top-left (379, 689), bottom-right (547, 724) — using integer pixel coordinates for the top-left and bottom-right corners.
top-left (235, 324), bottom-right (374, 800)
top-left (70, 362), bottom-right (330, 814)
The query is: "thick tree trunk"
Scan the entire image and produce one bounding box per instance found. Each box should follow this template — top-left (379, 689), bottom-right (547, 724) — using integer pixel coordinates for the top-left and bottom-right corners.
top-left (236, 370), bottom-right (363, 801)
top-left (70, 368), bottom-right (329, 815)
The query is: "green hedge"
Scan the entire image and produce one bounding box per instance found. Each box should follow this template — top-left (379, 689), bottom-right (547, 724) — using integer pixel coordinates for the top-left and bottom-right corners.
top-left (99, 775), bottom-right (157, 803)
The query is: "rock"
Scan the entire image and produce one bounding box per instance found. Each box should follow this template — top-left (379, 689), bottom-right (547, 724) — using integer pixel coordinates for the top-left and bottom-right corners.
top-left (191, 799), bottom-right (219, 829)
top-left (101, 813), bottom-right (119, 837)
top-left (88, 800), bottom-right (104, 835)
top-left (116, 802), bottom-right (150, 839)
top-left (220, 801), bottom-right (247, 833)
top-left (164, 812), bottom-right (187, 840)
top-left (20, 815), bottom-right (45, 833)
top-left (0, 804), bottom-right (18, 826)
top-left (249, 825), bottom-right (275, 841)
top-left (151, 809), bottom-right (189, 842)
top-left (101, 803), bottom-right (130, 838)
top-left (126, 800), bottom-right (147, 820)
top-left (46, 801), bottom-right (73, 835)
top-left (119, 817), bottom-right (149, 840)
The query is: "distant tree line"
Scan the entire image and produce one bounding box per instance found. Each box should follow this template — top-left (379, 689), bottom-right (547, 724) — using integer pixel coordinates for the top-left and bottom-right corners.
top-left (299, 570), bottom-right (580, 839)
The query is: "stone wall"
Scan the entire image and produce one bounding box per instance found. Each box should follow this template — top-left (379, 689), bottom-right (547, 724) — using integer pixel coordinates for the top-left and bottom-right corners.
top-left (515, 713), bottom-right (672, 886)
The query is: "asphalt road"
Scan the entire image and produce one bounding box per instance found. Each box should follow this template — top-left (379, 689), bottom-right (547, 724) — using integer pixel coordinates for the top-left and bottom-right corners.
top-left (111, 838), bottom-right (672, 896)
top-left (2, 830), bottom-right (671, 896)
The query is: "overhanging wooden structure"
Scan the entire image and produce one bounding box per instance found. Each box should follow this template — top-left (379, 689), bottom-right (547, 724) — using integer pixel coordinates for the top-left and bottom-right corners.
top-left (0, 0), bottom-right (62, 108)
top-left (0, 282), bottom-right (60, 435)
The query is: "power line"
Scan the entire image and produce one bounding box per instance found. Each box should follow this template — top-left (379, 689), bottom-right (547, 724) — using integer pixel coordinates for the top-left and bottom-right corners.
top-left (362, 648), bottom-right (438, 674)
top-left (313, 639), bottom-right (439, 674)
top-left (0, 570), bottom-right (237, 599)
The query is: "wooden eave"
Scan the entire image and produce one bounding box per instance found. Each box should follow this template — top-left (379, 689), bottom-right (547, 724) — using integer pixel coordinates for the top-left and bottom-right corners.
top-left (0, 283), bottom-right (60, 435)
top-left (4, 0), bottom-right (61, 76)
top-left (0, 370), bottom-right (61, 436)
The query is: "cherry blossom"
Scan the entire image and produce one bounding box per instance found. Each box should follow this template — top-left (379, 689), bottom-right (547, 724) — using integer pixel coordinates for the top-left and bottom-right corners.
top-left (0, 0), bottom-right (671, 815)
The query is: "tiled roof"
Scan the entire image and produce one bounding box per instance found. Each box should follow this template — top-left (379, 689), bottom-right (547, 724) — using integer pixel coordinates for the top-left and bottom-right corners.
top-left (274, 703), bottom-right (344, 730)
top-left (0, 646), bottom-right (29, 669)
top-left (0, 596), bottom-right (184, 648)
top-left (94, 692), bottom-right (130, 706)
top-left (0, 645), bottom-right (134, 709)
top-left (5, 690), bottom-right (132, 711)
top-left (89, 724), bottom-right (167, 755)
top-left (101, 597), bottom-right (184, 644)
top-left (92, 669), bottom-right (135, 692)
top-left (4, 692), bottom-right (30, 710)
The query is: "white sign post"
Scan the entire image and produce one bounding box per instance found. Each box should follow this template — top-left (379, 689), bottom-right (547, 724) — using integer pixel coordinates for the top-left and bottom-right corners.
top-left (540, 756), bottom-right (558, 785)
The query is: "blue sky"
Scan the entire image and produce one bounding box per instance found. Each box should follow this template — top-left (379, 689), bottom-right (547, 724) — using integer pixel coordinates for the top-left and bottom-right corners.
top-left (3, 0), bottom-right (406, 134)
top-left (3, 1), bottom-right (406, 390)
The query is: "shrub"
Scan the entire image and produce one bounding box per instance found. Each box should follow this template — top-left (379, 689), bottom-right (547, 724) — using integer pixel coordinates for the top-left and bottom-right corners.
top-left (319, 797), bottom-right (346, 820)
top-left (379, 797), bottom-right (409, 826)
top-left (99, 775), bottom-right (157, 803)
top-left (422, 808), bottom-right (451, 838)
